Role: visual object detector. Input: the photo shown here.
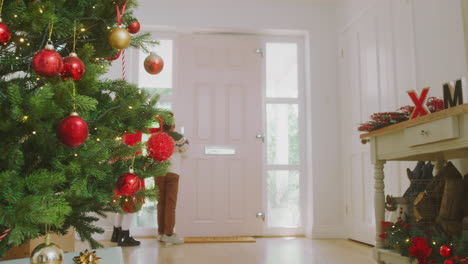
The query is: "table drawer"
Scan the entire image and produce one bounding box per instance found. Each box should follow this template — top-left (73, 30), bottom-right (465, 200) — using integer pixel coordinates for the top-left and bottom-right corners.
top-left (404, 116), bottom-right (459, 147)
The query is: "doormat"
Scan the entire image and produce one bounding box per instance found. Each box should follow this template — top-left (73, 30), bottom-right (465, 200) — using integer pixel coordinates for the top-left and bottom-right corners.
top-left (184, 236), bottom-right (256, 243)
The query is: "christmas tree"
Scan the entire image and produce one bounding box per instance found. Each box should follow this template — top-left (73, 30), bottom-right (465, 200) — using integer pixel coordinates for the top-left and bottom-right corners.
top-left (0, 0), bottom-right (170, 255)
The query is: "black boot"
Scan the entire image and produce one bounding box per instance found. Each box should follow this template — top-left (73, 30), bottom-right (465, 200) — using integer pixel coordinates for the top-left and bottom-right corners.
top-left (118, 230), bottom-right (141, 247)
top-left (111, 226), bottom-right (121, 243)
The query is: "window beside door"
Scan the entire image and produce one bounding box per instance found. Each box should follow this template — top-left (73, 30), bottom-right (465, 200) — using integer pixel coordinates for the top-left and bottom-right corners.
top-left (265, 42), bottom-right (302, 229)
top-left (134, 39), bottom-right (174, 229)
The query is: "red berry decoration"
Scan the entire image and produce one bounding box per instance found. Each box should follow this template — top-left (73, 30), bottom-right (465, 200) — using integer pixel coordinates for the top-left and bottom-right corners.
top-left (440, 245), bottom-right (452, 258)
top-left (146, 132), bottom-right (174, 161)
top-left (60, 52), bottom-right (85, 81)
top-left (0, 22), bottom-right (11, 45)
top-left (32, 43), bottom-right (63, 78)
top-left (144, 52), bottom-right (164, 75)
top-left (127, 20), bottom-right (140, 34)
top-left (56, 112), bottom-right (88, 147)
top-left (117, 171), bottom-right (142, 196)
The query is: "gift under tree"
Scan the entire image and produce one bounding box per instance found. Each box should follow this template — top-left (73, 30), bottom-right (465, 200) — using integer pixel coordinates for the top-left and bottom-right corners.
top-left (0, 0), bottom-right (171, 256)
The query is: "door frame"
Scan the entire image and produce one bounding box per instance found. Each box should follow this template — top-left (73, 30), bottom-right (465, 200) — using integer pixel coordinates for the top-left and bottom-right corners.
top-left (127, 28), bottom-right (310, 237)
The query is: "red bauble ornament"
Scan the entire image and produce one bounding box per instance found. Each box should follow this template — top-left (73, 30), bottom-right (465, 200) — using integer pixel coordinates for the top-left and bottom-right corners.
top-left (440, 245), bottom-right (452, 258)
top-left (117, 171), bottom-right (142, 196)
top-left (146, 132), bottom-right (174, 161)
top-left (32, 43), bottom-right (63, 77)
top-left (0, 22), bottom-right (11, 45)
top-left (444, 259), bottom-right (454, 264)
top-left (121, 195), bottom-right (144, 213)
top-left (127, 21), bottom-right (140, 34)
top-left (144, 53), bottom-right (164, 75)
top-left (56, 112), bottom-right (88, 147)
top-left (60, 52), bottom-right (85, 81)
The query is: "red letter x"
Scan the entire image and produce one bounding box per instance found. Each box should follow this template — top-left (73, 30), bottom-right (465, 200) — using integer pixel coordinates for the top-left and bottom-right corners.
top-left (407, 87), bottom-right (430, 119)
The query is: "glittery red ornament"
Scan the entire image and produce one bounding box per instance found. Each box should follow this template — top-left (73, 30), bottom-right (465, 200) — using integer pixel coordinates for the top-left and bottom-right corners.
top-left (60, 52), bottom-right (85, 81)
top-left (121, 195), bottom-right (144, 213)
top-left (127, 21), bottom-right (140, 34)
top-left (440, 245), bottom-right (452, 258)
top-left (117, 172), bottom-right (142, 196)
top-left (0, 22), bottom-right (11, 45)
top-left (32, 44), bottom-right (63, 77)
top-left (146, 132), bottom-right (174, 161)
top-left (144, 53), bottom-right (164, 75)
top-left (56, 112), bottom-right (88, 147)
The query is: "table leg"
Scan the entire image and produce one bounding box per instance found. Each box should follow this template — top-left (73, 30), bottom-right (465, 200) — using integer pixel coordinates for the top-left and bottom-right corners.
top-left (374, 160), bottom-right (386, 249)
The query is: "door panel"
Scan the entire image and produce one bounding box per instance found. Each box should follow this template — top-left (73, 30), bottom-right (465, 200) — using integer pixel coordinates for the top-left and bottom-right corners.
top-left (174, 34), bottom-right (263, 236)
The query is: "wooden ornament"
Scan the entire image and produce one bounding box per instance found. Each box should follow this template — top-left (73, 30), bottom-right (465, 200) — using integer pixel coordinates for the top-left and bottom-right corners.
top-left (414, 191), bottom-right (436, 222)
top-left (437, 170), bottom-right (464, 235)
top-left (464, 174), bottom-right (468, 217)
top-left (407, 87), bottom-right (431, 119)
top-left (443, 78), bottom-right (468, 109)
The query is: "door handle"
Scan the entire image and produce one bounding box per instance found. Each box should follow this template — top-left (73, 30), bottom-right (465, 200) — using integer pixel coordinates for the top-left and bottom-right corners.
top-left (256, 212), bottom-right (265, 221)
top-left (256, 133), bottom-right (265, 143)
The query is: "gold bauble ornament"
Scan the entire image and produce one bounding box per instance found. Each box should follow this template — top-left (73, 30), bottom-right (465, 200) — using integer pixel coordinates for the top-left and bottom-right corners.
top-left (30, 236), bottom-right (64, 264)
top-left (108, 27), bottom-right (131, 50)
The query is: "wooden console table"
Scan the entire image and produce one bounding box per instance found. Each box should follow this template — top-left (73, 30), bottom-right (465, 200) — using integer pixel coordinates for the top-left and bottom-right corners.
top-left (360, 104), bottom-right (468, 264)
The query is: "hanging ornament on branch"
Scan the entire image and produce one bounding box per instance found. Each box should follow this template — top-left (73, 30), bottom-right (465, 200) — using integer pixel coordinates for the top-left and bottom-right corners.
top-left (127, 20), bottom-right (140, 34)
top-left (108, 2), bottom-right (131, 50)
top-left (30, 234), bottom-right (64, 264)
top-left (144, 52), bottom-right (164, 75)
top-left (32, 43), bottom-right (63, 77)
top-left (56, 112), bottom-right (88, 147)
top-left (61, 28), bottom-right (85, 81)
top-left (0, 0), bottom-right (11, 46)
top-left (0, 20), bottom-right (10, 46)
top-left (32, 24), bottom-right (63, 78)
top-left (56, 84), bottom-right (88, 147)
top-left (116, 168), bottom-right (142, 196)
top-left (61, 53), bottom-right (85, 81)
top-left (114, 167), bottom-right (146, 213)
top-left (146, 117), bottom-right (174, 161)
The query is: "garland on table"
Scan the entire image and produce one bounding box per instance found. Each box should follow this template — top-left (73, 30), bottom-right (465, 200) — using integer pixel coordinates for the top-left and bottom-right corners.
top-left (380, 217), bottom-right (468, 264)
top-left (358, 97), bottom-right (444, 132)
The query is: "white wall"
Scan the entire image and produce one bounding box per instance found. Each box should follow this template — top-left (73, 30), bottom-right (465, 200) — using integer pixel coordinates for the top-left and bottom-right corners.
top-left (337, 0), bottom-right (468, 243)
top-left (128, 0), bottom-right (341, 238)
top-left (338, 0), bottom-right (467, 93)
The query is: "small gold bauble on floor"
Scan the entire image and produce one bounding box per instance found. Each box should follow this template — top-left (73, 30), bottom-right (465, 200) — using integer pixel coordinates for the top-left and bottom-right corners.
top-left (30, 235), bottom-right (64, 264)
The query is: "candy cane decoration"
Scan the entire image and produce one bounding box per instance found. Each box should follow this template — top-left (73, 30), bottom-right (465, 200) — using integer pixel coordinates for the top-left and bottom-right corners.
top-left (0, 228), bottom-right (11, 241)
top-left (122, 49), bottom-right (126, 80)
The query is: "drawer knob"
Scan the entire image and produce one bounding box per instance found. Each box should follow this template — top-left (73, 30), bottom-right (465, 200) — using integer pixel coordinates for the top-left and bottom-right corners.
top-left (420, 130), bottom-right (430, 136)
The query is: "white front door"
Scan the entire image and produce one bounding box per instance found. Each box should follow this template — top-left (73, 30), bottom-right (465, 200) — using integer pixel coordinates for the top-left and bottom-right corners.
top-left (174, 34), bottom-right (264, 236)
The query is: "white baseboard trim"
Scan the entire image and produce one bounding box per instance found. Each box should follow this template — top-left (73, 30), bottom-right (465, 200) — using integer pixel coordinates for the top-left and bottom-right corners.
top-left (309, 225), bottom-right (347, 239)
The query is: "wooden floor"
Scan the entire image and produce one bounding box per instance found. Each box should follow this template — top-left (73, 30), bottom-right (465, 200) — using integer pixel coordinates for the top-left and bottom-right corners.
top-left (77, 237), bottom-right (374, 264)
